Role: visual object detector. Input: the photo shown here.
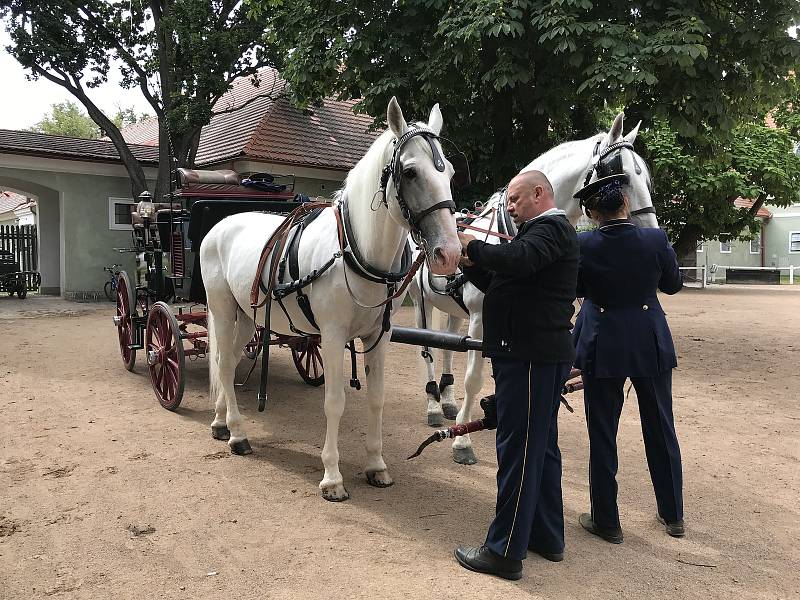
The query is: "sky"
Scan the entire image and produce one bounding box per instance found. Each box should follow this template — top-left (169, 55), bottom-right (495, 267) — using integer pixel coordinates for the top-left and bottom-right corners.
top-left (0, 30), bottom-right (153, 131)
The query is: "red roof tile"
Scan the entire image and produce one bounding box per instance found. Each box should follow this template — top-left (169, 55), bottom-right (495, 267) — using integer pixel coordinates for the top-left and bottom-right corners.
top-left (118, 68), bottom-right (379, 172)
top-left (733, 197), bottom-right (772, 218)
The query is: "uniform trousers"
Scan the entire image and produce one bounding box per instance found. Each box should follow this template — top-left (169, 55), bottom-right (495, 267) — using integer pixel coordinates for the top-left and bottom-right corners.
top-left (582, 369), bottom-right (683, 529)
top-left (485, 357), bottom-right (572, 561)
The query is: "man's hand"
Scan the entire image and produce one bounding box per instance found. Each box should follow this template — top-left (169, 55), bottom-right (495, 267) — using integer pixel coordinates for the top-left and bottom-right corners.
top-left (458, 232), bottom-right (475, 251)
top-left (457, 232), bottom-right (476, 267)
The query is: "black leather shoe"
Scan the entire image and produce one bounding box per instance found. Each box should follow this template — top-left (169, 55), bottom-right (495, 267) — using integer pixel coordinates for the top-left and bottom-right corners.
top-left (454, 545), bottom-right (522, 580)
top-left (658, 516), bottom-right (685, 538)
top-left (579, 513), bottom-right (623, 544)
top-left (527, 547), bottom-right (564, 562)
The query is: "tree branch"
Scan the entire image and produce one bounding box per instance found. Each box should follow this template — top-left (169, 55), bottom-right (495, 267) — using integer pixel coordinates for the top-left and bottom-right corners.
top-left (211, 79), bottom-right (285, 116)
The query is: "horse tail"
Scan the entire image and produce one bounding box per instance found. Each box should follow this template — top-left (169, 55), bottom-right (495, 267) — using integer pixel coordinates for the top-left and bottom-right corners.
top-left (207, 306), bottom-right (221, 409)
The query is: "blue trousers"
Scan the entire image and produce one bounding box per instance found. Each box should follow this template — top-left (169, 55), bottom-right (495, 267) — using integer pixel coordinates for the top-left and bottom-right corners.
top-left (485, 357), bottom-right (572, 561)
top-left (582, 370), bottom-right (683, 528)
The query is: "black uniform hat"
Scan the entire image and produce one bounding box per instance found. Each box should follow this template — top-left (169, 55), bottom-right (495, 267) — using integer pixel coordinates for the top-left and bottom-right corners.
top-left (573, 173), bottom-right (630, 202)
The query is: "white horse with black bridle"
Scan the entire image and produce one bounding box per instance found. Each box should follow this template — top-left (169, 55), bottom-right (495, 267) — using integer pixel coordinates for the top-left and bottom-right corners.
top-left (200, 98), bottom-right (462, 501)
top-left (409, 112), bottom-right (657, 464)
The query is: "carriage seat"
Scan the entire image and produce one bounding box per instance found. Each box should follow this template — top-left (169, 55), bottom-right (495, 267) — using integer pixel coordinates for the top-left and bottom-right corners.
top-left (176, 168), bottom-right (241, 187)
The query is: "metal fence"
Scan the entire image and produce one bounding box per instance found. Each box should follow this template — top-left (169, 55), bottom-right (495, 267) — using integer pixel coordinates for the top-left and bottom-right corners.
top-left (680, 264), bottom-right (797, 288)
top-left (0, 224), bottom-right (39, 290)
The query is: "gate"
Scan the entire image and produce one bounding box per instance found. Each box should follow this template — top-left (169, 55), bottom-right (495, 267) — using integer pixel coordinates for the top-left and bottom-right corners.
top-left (0, 224), bottom-right (39, 290)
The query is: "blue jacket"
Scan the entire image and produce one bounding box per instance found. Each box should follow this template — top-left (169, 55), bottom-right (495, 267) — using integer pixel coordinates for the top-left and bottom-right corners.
top-left (573, 220), bottom-right (682, 378)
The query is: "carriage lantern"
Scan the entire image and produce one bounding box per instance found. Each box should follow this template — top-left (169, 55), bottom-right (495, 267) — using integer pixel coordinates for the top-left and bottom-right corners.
top-left (136, 191), bottom-right (155, 219)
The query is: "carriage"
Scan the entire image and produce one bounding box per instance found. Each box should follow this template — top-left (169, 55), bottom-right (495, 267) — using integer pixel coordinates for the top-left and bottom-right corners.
top-left (111, 168), bottom-right (324, 411)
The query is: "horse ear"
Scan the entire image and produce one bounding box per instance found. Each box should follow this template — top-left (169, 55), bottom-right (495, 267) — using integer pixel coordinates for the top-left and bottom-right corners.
top-left (623, 120), bottom-right (642, 145)
top-left (605, 112), bottom-right (625, 146)
top-left (428, 103), bottom-right (443, 136)
top-left (387, 96), bottom-right (408, 138)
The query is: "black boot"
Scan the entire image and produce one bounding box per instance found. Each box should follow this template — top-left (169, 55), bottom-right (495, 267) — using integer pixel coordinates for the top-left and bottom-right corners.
top-left (579, 513), bottom-right (623, 544)
top-left (454, 545), bottom-right (522, 580)
top-left (658, 516), bottom-right (685, 538)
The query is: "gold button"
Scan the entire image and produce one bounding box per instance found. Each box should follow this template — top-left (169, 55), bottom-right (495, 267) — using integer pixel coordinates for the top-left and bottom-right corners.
top-left (643, 304), bottom-right (649, 310)
top-left (599, 307), bottom-right (605, 313)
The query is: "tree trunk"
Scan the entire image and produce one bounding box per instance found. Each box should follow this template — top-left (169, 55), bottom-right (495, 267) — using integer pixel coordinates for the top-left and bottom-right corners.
top-left (672, 223), bottom-right (702, 262)
top-left (72, 86), bottom-right (149, 199)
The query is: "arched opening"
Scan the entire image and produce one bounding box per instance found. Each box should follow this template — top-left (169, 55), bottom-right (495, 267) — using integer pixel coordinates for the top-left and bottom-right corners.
top-left (0, 177), bottom-right (61, 295)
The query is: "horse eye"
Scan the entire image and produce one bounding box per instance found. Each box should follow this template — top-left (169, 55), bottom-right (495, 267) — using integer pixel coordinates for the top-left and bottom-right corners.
top-left (403, 167), bottom-right (417, 179)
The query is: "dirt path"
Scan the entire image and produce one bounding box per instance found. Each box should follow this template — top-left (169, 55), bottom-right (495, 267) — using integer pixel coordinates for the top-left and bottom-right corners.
top-left (1, 289), bottom-right (798, 599)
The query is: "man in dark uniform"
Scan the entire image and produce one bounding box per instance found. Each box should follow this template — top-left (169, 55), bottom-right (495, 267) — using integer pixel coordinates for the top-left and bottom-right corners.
top-left (572, 174), bottom-right (685, 544)
top-left (453, 170), bottom-right (578, 580)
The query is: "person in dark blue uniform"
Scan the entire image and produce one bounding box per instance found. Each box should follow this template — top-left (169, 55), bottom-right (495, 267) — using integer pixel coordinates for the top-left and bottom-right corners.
top-left (572, 173), bottom-right (685, 543)
top-left (453, 170), bottom-right (578, 580)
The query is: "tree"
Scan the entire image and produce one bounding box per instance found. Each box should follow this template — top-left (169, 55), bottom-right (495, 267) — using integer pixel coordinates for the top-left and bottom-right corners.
top-left (2, 1), bottom-right (284, 199)
top-left (112, 106), bottom-right (151, 130)
top-left (254, 0), bottom-right (800, 238)
top-left (27, 100), bottom-right (100, 138)
top-left (641, 118), bottom-right (800, 258)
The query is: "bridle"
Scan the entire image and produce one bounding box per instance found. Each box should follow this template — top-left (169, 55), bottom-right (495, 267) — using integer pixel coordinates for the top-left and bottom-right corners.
top-left (375, 125), bottom-right (458, 240)
top-left (582, 139), bottom-right (656, 218)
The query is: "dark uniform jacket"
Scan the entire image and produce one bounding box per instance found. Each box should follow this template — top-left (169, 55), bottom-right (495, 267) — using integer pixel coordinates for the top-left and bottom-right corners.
top-left (462, 212), bottom-right (578, 363)
top-left (573, 220), bottom-right (683, 377)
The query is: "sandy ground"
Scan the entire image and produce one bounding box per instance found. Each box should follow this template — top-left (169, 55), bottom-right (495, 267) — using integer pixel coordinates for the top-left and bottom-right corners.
top-left (1, 288), bottom-right (798, 600)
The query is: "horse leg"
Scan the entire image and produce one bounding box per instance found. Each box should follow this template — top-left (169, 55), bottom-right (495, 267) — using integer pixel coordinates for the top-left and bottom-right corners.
top-left (452, 313), bottom-right (484, 465)
top-left (360, 332), bottom-right (393, 488)
top-left (210, 309), bottom-right (252, 442)
top-left (207, 292), bottom-right (252, 455)
top-left (318, 330), bottom-right (350, 501)
top-left (413, 293), bottom-right (442, 427)
top-left (440, 314), bottom-right (463, 420)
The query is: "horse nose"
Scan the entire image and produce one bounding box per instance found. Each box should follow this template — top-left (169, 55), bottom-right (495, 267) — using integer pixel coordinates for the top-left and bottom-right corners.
top-left (430, 242), bottom-right (460, 275)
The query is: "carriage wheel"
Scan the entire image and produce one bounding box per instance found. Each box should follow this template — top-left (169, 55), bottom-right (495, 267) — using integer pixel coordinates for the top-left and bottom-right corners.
top-left (146, 302), bottom-right (186, 411)
top-left (291, 338), bottom-right (324, 387)
top-left (115, 270), bottom-right (137, 372)
top-left (243, 328), bottom-right (263, 360)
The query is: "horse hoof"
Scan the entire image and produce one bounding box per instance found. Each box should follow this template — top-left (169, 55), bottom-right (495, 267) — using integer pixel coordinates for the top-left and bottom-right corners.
top-left (427, 412), bottom-right (444, 428)
top-left (211, 425), bottom-right (230, 441)
top-left (442, 403), bottom-right (459, 420)
top-left (366, 470), bottom-right (394, 488)
top-left (229, 439), bottom-right (252, 455)
top-left (321, 484), bottom-right (350, 502)
top-left (453, 446), bottom-right (477, 465)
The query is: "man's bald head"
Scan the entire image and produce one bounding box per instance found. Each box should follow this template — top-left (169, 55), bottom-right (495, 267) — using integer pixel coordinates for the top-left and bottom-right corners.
top-left (506, 170), bottom-right (556, 225)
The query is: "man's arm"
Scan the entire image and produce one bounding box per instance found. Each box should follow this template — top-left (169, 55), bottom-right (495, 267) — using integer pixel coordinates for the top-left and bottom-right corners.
top-left (466, 220), bottom-right (566, 278)
top-left (461, 263), bottom-right (493, 293)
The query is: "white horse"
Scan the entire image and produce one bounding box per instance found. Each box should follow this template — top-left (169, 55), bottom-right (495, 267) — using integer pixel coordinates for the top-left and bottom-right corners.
top-left (410, 112), bottom-right (657, 464)
top-left (200, 98), bottom-right (462, 501)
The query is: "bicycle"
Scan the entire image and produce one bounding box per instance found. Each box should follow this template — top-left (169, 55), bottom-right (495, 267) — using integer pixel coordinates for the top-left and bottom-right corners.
top-left (104, 264), bottom-right (122, 301)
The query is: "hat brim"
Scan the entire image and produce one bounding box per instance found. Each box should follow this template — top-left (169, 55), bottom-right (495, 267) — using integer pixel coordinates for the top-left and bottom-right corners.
top-left (573, 173), bottom-right (630, 200)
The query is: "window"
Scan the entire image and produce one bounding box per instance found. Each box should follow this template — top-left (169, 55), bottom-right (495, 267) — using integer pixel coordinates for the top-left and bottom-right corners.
top-left (720, 241), bottom-right (732, 253)
top-left (749, 233), bottom-right (761, 255)
top-left (109, 197), bottom-right (135, 231)
top-left (696, 242), bottom-right (704, 253)
top-left (790, 231), bottom-right (800, 253)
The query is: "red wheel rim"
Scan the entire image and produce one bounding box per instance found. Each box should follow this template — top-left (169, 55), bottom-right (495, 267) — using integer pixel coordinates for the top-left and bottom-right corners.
top-left (292, 338), bottom-right (324, 386)
top-left (115, 272), bottom-right (136, 371)
top-left (146, 302), bottom-right (185, 410)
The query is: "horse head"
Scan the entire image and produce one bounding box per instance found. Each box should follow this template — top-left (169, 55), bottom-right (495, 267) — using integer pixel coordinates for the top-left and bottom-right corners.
top-left (384, 98), bottom-right (461, 274)
top-left (589, 112), bottom-right (658, 228)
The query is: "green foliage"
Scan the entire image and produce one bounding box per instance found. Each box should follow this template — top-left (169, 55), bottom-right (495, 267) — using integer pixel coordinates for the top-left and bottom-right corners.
top-left (27, 101), bottom-right (100, 139)
top-left (112, 107), bottom-right (151, 130)
top-left (2, 1), bottom-right (282, 197)
top-left (640, 117), bottom-right (800, 254)
top-left (253, 0), bottom-right (800, 239)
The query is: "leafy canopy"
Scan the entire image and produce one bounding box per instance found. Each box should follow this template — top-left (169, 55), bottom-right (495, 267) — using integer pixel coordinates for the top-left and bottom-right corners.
top-left (27, 101), bottom-right (101, 139)
top-left (253, 0), bottom-right (800, 248)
